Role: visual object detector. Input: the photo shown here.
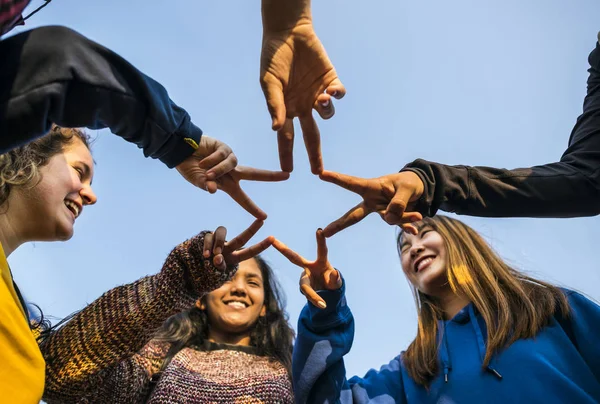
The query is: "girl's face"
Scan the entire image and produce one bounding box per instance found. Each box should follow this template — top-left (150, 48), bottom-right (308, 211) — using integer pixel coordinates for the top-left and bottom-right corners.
top-left (399, 225), bottom-right (450, 297)
top-left (15, 138), bottom-right (97, 242)
top-left (201, 259), bottom-right (267, 344)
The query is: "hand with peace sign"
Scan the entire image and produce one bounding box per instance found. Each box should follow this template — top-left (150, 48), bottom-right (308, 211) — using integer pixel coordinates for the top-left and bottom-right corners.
top-left (202, 219), bottom-right (274, 272)
top-left (164, 219), bottom-right (274, 296)
top-left (176, 135), bottom-right (289, 220)
top-left (272, 229), bottom-right (342, 309)
top-left (319, 170), bottom-right (426, 237)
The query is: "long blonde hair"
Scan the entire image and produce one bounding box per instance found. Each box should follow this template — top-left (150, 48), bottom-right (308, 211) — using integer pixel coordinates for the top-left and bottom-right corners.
top-left (397, 216), bottom-right (569, 387)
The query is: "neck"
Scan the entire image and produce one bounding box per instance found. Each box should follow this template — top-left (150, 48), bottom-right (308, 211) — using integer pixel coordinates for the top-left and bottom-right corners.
top-left (438, 290), bottom-right (470, 320)
top-left (0, 206), bottom-right (26, 258)
top-left (207, 329), bottom-right (252, 347)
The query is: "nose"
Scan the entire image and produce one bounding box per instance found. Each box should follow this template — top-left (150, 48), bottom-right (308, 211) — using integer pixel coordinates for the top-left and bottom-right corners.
top-left (229, 278), bottom-right (247, 296)
top-left (410, 244), bottom-right (425, 258)
top-left (81, 184), bottom-right (97, 205)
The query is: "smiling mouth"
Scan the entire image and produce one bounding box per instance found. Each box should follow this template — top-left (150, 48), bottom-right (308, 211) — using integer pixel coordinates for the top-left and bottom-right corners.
top-left (64, 200), bottom-right (81, 219)
top-left (225, 301), bottom-right (249, 309)
top-left (414, 256), bottom-right (435, 272)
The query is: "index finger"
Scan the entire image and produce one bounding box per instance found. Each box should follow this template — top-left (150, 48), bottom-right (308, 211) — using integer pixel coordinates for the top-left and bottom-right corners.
top-left (298, 114), bottom-right (323, 175)
top-left (316, 229), bottom-right (328, 261)
top-left (221, 181), bottom-right (268, 220)
top-left (319, 170), bottom-right (369, 196)
top-left (277, 118), bottom-right (295, 173)
top-left (234, 166), bottom-right (290, 182)
top-left (225, 219), bottom-right (264, 252)
top-left (322, 202), bottom-right (370, 238)
top-left (232, 236), bottom-right (274, 263)
top-left (272, 238), bottom-right (308, 267)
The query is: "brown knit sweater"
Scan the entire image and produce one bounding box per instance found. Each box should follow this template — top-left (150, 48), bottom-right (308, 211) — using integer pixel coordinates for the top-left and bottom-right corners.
top-left (39, 231), bottom-right (269, 403)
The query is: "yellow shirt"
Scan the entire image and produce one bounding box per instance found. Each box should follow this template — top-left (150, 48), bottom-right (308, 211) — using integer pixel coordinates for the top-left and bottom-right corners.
top-left (0, 243), bottom-right (45, 403)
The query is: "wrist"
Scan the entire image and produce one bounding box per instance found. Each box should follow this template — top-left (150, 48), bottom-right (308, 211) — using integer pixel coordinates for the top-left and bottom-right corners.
top-left (262, 0), bottom-right (312, 32)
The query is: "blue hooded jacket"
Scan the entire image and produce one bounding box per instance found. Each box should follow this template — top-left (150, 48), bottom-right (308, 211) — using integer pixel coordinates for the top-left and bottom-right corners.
top-left (293, 281), bottom-right (600, 403)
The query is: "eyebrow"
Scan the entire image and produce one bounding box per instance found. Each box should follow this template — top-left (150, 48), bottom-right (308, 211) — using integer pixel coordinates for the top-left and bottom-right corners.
top-left (245, 273), bottom-right (263, 281)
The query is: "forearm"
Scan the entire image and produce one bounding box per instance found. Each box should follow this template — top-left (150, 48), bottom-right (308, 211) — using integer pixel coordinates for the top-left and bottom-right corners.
top-left (0, 26), bottom-right (200, 167)
top-left (41, 231), bottom-right (237, 399)
top-left (261, 0), bottom-right (311, 32)
top-left (403, 37), bottom-right (600, 218)
top-left (293, 284), bottom-right (354, 403)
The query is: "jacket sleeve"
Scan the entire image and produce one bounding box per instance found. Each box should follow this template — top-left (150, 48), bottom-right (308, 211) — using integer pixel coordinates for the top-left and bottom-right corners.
top-left (40, 231), bottom-right (237, 402)
top-left (402, 34), bottom-right (600, 218)
top-left (0, 25), bottom-right (201, 168)
top-left (564, 290), bottom-right (600, 382)
top-left (292, 280), bottom-right (406, 404)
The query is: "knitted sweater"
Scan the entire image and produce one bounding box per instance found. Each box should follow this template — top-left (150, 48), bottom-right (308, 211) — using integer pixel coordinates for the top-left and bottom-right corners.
top-left (39, 231), bottom-right (240, 403)
top-left (140, 340), bottom-right (293, 403)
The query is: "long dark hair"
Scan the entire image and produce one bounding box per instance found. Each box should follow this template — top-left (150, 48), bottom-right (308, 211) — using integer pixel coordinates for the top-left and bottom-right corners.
top-left (154, 255), bottom-right (295, 374)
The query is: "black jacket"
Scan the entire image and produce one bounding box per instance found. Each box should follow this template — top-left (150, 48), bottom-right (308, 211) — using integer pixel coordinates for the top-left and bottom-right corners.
top-left (403, 33), bottom-right (600, 218)
top-left (0, 25), bottom-right (201, 168)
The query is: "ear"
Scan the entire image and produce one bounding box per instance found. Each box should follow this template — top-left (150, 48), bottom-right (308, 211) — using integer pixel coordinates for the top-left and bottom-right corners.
top-left (259, 304), bottom-right (267, 317)
top-left (196, 297), bottom-right (206, 311)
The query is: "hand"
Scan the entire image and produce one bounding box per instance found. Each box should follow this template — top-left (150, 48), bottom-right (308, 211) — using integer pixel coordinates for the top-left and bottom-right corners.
top-left (202, 220), bottom-right (274, 271)
top-left (272, 229), bottom-right (342, 309)
top-left (176, 135), bottom-right (289, 219)
top-left (260, 13), bottom-right (345, 174)
top-left (319, 170), bottom-right (426, 237)
top-left (176, 135), bottom-right (237, 193)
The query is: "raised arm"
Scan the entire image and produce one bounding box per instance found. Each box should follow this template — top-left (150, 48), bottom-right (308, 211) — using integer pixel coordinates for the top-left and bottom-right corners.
top-left (41, 221), bottom-right (272, 402)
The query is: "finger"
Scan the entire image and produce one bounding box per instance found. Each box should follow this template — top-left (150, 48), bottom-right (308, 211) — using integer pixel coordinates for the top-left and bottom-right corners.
top-left (328, 269), bottom-right (342, 288)
top-left (272, 238), bottom-right (307, 267)
top-left (205, 180), bottom-right (218, 194)
top-left (300, 282), bottom-right (327, 309)
top-left (315, 229), bottom-right (328, 261)
top-left (233, 236), bottom-right (273, 262)
top-left (318, 170), bottom-right (369, 196)
top-left (314, 93), bottom-right (335, 120)
top-left (261, 77), bottom-right (287, 131)
top-left (322, 202), bottom-right (370, 238)
top-left (384, 189), bottom-right (413, 219)
top-left (212, 226), bottom-right (227, 256)
top-left (222, 183), bottom-right (268, 220)
top-left (204, 151), bottom-right (238, 181)
top-left (203, 232), bottom-right (214, 258)
top-left (325, 78), bottom-right (347, 100)
top-left (214, 253), bottom-right (226, 271)
top-left (234, 166), bottom-right (290, 182)
top-left (383, 210), bottom-right (423, 226)
top-left (226, 219), bottom-right (264, 251)
top-left (298, 114), bottom-right (323, 175)
top-left (400, 222), bottom-right (419, 235)
top-left (277, 118), bottom-right (295, 172)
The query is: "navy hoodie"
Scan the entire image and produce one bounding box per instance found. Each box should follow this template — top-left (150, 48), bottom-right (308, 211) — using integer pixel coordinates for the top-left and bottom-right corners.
top-left (293, 281), bottom-right (600, 403)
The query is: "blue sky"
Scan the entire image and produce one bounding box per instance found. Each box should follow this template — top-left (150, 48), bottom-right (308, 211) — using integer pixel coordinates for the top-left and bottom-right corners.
top-left (8, 0), bottom-right (600, 378)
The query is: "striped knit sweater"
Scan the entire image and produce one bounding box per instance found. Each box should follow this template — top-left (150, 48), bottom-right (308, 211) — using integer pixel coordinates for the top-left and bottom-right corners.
top-left (38, 231), bottom-right (257, 403)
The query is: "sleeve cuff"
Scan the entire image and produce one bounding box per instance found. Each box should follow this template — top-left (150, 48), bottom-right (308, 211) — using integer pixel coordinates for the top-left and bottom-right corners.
top-left (158, 120), bottom-right (203, 168)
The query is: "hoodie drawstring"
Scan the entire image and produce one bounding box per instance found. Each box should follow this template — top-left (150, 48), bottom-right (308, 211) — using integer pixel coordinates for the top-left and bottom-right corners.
top-left (468, 305), bottom-right (503, 380)
top-left (438, 321), bottom-right (452, 383)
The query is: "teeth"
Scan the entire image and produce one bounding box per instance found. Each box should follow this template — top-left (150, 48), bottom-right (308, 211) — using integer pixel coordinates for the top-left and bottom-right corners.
top-left (417, 257), bottom-right (434, 272)
top-left (226, 301), bottom-right (247, 309)
top-left (64, 200), bottom-right (80, 218)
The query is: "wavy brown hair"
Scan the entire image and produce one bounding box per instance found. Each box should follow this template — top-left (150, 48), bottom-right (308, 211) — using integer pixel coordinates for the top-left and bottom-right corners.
top-left (154, 255), bottom-right (295, 375)
top-left (0, 125), bottom-right (91, 206)
top-left (397, 215), bottom-right (569, 387)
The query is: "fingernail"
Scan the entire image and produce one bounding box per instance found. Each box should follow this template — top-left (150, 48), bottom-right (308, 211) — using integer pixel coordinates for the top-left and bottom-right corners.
top-left (320, 99), bottom-right (330, 107)
top-left (332, 91), bottom-right (338, 97)
top-left (215, 255), bottom-right (223, 265)
top-left (317, 301), bottom-right (326, 309)
top-left (203, 250), bottom-right (210, 258)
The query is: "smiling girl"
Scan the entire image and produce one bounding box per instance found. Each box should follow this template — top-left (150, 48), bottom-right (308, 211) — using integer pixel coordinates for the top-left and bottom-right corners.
top-left (276, 217), bottom-right (600, 403)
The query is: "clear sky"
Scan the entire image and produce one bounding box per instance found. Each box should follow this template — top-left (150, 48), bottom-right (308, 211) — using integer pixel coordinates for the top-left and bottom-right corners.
top-left (8, 0), bottom-right (600, 378)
